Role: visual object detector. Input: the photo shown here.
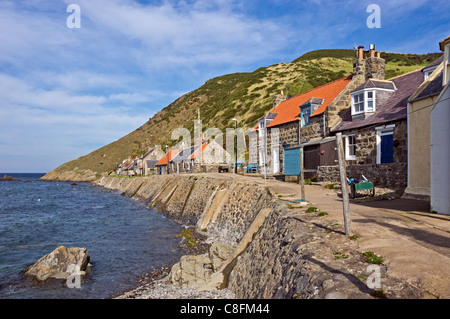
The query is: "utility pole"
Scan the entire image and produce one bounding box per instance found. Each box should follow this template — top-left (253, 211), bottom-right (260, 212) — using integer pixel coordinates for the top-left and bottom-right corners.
top-left (232, 118), bottom-right (238, 174)
top-left (336, 132), bottom-right (352, 236)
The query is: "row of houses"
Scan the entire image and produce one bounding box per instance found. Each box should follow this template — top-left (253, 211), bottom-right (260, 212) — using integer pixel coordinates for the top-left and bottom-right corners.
top-left (249, 36), bottom-right (450, 215)
top-left (117, 140), bottom-right (232, 176)
top-left (116, 147), bottom-right (165, 176)
top-left (155, 140), bottom-right (232, 175)
top-left (116, 36), bottom-right (449, 214)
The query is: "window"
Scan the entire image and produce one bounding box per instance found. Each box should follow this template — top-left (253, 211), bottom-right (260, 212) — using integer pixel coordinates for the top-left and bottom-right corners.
top-left (353, 93), bottom-right (365, 113)
top-left (367, 91), bottom-right (374, 112)
top-left (301, 105), bottom-right (311, 126)
top-left (345, 134), bottom-right (356, 160)
top-left (352, 90), bottom-right (377, 115)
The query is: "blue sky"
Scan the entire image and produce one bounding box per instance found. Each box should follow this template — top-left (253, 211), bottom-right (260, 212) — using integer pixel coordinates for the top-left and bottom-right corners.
top-left (0, 0), bottom-right (448, 173)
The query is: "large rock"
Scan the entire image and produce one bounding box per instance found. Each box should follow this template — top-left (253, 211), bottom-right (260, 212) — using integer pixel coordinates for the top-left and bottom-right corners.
top-left (25, 246), bottom-right (92, 282)
top-left (169, 255), bottom-right (213, 288)
top-left (209, 242), bottom-right (233, 272)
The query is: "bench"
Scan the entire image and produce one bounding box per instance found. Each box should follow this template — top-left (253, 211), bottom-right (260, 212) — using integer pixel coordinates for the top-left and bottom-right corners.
top-left (245, 163), bottom-right (258, 173)
top-left (218, 166), bottom-right (229, 173)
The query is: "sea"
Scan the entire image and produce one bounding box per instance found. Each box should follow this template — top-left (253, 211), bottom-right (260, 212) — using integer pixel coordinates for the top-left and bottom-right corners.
top-left (0, 173), bottom-right (185, 299)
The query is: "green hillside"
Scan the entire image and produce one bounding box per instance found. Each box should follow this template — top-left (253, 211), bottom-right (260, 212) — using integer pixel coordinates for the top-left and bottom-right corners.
top-left (41, 49), bottom-right (442, 181)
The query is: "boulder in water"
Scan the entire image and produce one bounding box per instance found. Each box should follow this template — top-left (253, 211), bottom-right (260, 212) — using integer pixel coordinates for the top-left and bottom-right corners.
top-left (24, 246), bottom-right (92, 283)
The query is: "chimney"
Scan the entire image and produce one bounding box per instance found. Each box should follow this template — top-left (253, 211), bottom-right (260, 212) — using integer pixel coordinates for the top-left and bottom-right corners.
top-left (358, 46), bottom-right (364, 60)
top-left (370, 44), bottom-right (375, 57)
top-left (366, 44), bottom-right (386, 80)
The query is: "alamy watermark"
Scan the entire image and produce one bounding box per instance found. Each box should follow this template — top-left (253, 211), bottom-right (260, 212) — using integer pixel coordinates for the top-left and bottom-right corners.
top-left (367, 4), bottom-right (381, 29)
top-left (67, 4), bottom-right (81, 29)
top-left (66, 264), bottom-right (82, 289)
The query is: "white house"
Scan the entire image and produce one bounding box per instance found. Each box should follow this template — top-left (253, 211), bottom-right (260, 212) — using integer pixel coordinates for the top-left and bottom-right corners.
top-left (430, 35), bottom-right (450, 214)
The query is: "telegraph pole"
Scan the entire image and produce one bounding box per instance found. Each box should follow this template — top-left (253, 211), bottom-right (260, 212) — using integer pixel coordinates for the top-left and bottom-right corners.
top-left (336, 132), bottom-right (352, 236)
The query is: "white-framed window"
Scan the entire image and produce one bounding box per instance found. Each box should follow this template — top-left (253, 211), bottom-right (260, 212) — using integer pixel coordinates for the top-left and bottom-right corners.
top-left (367, 91), bottom-right (374, 112)
top-left (352, 92), bottom-right (365, 114)
top-left (351, 90), bottom-right (378, 115)
top-left (345, 134), bottom-right (356, 160)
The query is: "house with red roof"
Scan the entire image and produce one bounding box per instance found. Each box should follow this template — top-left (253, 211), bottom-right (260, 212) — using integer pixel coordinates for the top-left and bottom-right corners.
top-left (251, 44), bottom-right (393, 180)
top-left (155, 148), bottom-right (180, 175)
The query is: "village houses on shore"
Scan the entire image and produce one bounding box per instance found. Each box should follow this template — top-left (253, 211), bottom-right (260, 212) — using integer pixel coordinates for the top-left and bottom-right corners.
top-left (114, 36), bottom-right (450, 215)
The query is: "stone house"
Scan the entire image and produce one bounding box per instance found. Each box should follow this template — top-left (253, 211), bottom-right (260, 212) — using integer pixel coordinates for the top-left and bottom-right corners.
top-left (330, 66), bottom-right (425, 189)
top-left (141, 146), bottom-right (165, 175)
top-left (168, 141), bottom-right (232, 174)
top-left (155, 149), bottom-right (180, 175)
top-left (251, 44), bottom-right (385, 179)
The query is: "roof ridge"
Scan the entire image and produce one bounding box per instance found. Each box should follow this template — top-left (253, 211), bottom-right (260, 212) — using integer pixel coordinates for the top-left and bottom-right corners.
top-left (387, 67), bottom-right (423, 80)
top-left (293, 74), bottom-right (352, 97)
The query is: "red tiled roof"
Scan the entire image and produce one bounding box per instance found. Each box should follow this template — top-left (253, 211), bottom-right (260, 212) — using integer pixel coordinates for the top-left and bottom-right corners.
top-left (266, 75), bottom-right (352, 128)
top-left (156, 149), bottom-right (180, 166)
top-left (188, 144), bottom-right (209, 160)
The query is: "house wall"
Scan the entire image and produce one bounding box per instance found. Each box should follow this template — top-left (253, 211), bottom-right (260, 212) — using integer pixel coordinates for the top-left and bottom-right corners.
top-left (404, 96), bottom-right (437, 198)
top-left (200, 141), bottom-right (232, 164)
top-left (318, 120), bottom-right (408, 188)
top-left (430, 83), bottom-right (450, 214)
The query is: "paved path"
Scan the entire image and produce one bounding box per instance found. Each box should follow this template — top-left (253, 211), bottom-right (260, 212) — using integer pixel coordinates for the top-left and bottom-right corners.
top-left (204, 172), bottom-right (450, 298)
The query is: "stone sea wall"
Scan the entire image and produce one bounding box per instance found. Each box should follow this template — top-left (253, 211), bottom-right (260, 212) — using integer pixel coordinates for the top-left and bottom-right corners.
top-left (98, 175), bottom-right (276, 245)
top-left (98, 175), bottom-right (382, 299)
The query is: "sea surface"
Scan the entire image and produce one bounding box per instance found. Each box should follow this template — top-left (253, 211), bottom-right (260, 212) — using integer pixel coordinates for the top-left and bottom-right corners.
top-left (0, 173), bottom-right (185, 299)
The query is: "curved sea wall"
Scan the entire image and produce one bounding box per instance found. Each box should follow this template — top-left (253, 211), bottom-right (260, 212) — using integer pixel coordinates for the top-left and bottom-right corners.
top-left (98, 175), bottom-right (402, 299)
top-left (99, 175), bottom-right (276, 246)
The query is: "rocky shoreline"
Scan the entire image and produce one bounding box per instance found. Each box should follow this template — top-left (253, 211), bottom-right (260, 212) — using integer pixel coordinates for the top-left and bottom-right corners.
top-left (111, 227), bottom-right (236, 299)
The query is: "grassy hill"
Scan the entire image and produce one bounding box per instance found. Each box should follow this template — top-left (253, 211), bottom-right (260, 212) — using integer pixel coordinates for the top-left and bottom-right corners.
top-left (41, 49), bottom-right (442, 181)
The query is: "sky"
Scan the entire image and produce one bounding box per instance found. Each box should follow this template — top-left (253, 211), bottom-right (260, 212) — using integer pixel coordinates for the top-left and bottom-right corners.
top-left (0, 0), bottom-right (448, 173)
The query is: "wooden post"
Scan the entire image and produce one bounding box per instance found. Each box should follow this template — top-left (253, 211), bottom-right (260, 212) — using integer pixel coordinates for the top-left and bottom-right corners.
top-left (300, 146), bottom-right (305, 200)
top-left (299, 118), bottom-right (305, 200)
top-left (336, 132), bottom-right (352, 235)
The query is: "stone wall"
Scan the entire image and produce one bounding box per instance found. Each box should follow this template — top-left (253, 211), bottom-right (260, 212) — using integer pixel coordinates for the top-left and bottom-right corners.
top-left (99, 175), bottom-right (276, 245)
top-left (317, 162), bottom-right (407, 189)
top-left (341, 120), bottom-right (408, 166)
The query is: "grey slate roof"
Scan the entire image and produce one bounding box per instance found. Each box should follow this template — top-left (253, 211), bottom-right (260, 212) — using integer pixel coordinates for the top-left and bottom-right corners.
top-left (408, 71), bottom-right (443, 102)
top-left (172, 146), bottom-right (197, 162)
top-left (146, 160), bottom-right (158, 168)
top-left (351, 79), bottom-right (396, 93)
top-left (332, 69), bottom-right (424, 132)
top-left (300, 97), bottom-right (325, 107)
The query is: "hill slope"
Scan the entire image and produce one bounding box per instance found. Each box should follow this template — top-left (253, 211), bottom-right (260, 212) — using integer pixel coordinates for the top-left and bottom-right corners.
top-left (41, 50), bottom-right (441, 181)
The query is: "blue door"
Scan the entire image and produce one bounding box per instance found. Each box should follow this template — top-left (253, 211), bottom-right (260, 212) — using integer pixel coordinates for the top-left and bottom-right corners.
top-left (380, 134), bottom-right (393, 163)
top-left (284, 147), bottom-right (301, 175)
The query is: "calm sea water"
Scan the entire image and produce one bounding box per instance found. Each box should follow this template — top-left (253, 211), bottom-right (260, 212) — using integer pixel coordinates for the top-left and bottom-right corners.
top-left (0, 173), bottom-right (185, 299)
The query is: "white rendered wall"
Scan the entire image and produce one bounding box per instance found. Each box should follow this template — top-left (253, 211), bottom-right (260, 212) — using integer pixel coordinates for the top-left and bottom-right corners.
top-left (430, 83), bottom-right (450, 214)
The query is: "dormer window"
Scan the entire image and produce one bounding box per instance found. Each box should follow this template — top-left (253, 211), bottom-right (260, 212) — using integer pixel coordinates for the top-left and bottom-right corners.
top-left (351, 80), bottom-right (396, 117)
top-left (299, 98), bottom-right (324, 126)
top-left (423, 65), bottom-right (438, 81)
top-left (300, 105), bottom-right (311, 126)
top-left (352, 90), bottom-right (375, 115)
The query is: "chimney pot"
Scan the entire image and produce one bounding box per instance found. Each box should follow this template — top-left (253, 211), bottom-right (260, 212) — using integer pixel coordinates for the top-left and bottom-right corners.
top-left (370, 44), bottom-right (375, 57)
top-left (376, 51), bottom-right (381, 58)
top-left (358, 46), bottom-right (364, 60)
